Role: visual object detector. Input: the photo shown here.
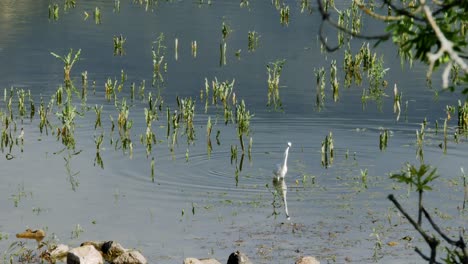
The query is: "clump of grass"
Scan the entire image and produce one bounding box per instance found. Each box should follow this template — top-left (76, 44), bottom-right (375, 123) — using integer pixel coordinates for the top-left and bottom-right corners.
top-left (56, 87), bottom-right (78, 149)
top-left (49, 4), bottom-right (59, 20)
top-left (280, 4), bottom-right (290, 26)
top-left (94, 7), bottom-right (101, 24)
top-left (330, 60), bottom-right (339, 102)
top-left (113, 34), bottom-right (126, 56)
top-left (152, 33), bottom-right (167, 87)
top-left (177, 96), bottom-right (196, 144)
top-left (247, 31), bottom-right (260, 52)
top-left (321, 132), bottom-right (334, 168)
top-left (50, 49), bottom-right (81, 86)
top-left (315, 67), bottom-right (326, 111)
top-left (221, 20), bottom-right (232, 40)
top-left (235, 99), bottom-right (252, 153)
top-left (94, 132), bottom-right (104, 169)
top-left (379, 129), bottom-right (388, 151)
top-left (191, 40), bottom-right (197, 58)
top-left (266, 59), bottom-right (286, 110)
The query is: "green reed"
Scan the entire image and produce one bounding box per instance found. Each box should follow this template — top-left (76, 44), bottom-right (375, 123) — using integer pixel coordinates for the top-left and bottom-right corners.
top-left (51, 49), bottom-right (81, 86)
top-left (321, 132), bottom-right (334, 168)
top-left (49, 4), bottom-right (59, 20)
top-left (114, 0), bottom-right (121, 12)
top-left (56, 86), bottom-right (78, 149)
top-left (300, 0), bottom-right (312, 14)
top-left (81, 71), bottom-right (88, 99)
top-left (315, 67), bottom-right (326, 111)
top-left (279, 4), bottom-right (290, 26)
top-left (235, 100), bottom-right (252, 153)
top-left (94, 105), bottom-right (102, 129)
top-left (94, 7), bottom-right (101, 24)
top-left (152, 33), bottom-right (167, 87)
top-left (240, 0), bottom-right (249, 8)
top-left (191, 40), bottom-right (197, 58)
top-left (113, 35), bottom-right (126, 56)
top-left (207, 116), bottom-right (213, 156)
top-left (178, 96), bottom-right (196, 144)
top-left (266, 59), bottom-right (286, 110)
top-left (330, 60), bottom-right (339, 102)
top-left (416, 121), bottom-right (425, 163)
top-left (94, 132), bottom-right (104, 169)
top-left (174, 38), bottom-right (178, 61)
top-left (379, 129), bottom-right (388, 151)
top-left (219, 42), bottom-right (227, 66)
top-left (150, 157), bottom-right (155, 182)
top-left (221, 20), bottom-right (232, 40)
top-left (247, 31), bottom-right (260, 52)
top-left (458, 100), bottom-right (468, 134)
top-left (393, 84), bottom-right (402, 121)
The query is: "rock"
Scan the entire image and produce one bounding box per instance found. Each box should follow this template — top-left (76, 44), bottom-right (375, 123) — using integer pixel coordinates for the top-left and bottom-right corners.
top-left (40, 244), bottom-right (69, 263)
top-left (16, 228), bottom-right (46, 242)
top-left (199, 258), bottom-right (221, 264)
top-left (295, 256), bottom-right (320, 264)
top-left (227, 251), bottom-right (252, 264)
top-left (183, 258), bottom-right (221, 264)
top-left (67, 245), bottom-right (104, 264)
top-left (81, 241), bottom-right (126, 261)
top-left (112, 250), bottom-right (147, 264)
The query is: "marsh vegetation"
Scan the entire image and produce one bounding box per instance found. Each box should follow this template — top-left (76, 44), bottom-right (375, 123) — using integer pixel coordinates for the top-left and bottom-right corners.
top-left (0, 1), bottom-right (467, 263)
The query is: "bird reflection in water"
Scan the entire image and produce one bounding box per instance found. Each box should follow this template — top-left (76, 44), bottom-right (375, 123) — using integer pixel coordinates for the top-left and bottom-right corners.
top-left (272, 177), bottom-right (290, 220)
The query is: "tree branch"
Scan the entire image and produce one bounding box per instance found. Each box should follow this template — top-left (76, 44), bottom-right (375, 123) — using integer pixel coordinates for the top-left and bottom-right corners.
top-left (388, 194), bottom-right (440, 263)
top-left (420, 0), bottom-right (468, 88)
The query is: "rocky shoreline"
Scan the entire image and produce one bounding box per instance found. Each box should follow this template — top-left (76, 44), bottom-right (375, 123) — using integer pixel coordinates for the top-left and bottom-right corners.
top-left (16, 229), bottom-right (320, 264)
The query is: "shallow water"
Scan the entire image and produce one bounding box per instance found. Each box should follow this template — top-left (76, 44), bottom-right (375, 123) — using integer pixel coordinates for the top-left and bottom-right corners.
top-left (0, 1), bottom-right (467, 263)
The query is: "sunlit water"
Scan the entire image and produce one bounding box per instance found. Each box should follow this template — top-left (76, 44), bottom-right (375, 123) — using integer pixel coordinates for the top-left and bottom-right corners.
top-left (0, 1), bottom-right (467, 263)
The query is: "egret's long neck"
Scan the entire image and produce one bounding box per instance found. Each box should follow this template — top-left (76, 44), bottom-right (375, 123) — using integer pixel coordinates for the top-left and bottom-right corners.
top-left (283, 147), bottom-right (290, 167)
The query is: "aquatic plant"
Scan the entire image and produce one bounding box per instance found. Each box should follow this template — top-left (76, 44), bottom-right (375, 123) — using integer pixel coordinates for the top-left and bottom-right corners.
top-left (177, 96), bottom-right (196, 144)
top-left (219, 42), bottom-right (227, 66)
top-left (221, 20), bottom-right (232, 41)
top-left (56, 87), bottom-right (78, 149)
top-left (191, 40), bottom-right (197, 58)
top-left (94, 7), bottom-right (101, 24)
top-left (94, 132), bottom-right (104, 169)
top-left (240, 0), bottom-right (249, 8)
top-left (81, 71), bottom-right (88, 99)
top-left (266, 59), bottom-right (286, 110)
top-left (379, 129), bottom-right (388, 151)
top-left (300, 0), bottom-right (312, 14)
top-left (152, 33), bottom-right (167, 87)
top-left (315, 67), bottom-right (326, 111)
top-left (235, 99), bottom-right (252, 153)
top-left (48, 4), bottom-right (59, 20)
top-left (330, 60), bottom-right (339, 102)
top-left (321, 131), bottom-right (334, 168)
top-left (113, 34), bottom-right (126, 56)
top-left (247, 31), bottom-right (260, 52)
top-left (174, 38), bottom-right (178, 61)
top-left (50, 49), bottom-right (81, 85)
top-left (279, 4), bottom-right (290, 26)
top-left (114, 0), bottom-right (120, 12)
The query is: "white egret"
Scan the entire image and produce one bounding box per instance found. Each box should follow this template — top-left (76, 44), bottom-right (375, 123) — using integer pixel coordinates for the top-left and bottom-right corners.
top-left (273, 142), bottom-right (291, 180)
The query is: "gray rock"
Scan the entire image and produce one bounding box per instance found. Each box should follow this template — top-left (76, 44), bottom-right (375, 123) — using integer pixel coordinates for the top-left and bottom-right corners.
top-left (49, 244), bottom-right (69, 260)
top-left (41, 244), bottom-right (69, 263)
top-left (295, 256), bottom-right (320, 264)
top-left (227, 251), bottom-right (252, 264)
top-left (112, 250), bottom-right (147, 264)
top-left (67, 245), bottom-right (103, 264)
top-left (81, 241), bottom-right (126, 262)
top-left (184, 258), bottom-right (221, 264)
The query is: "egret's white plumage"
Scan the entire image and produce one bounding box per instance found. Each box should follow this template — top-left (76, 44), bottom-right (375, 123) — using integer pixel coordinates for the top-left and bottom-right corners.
top-left (273, 142), bottom-right (291, 179)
